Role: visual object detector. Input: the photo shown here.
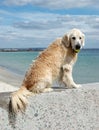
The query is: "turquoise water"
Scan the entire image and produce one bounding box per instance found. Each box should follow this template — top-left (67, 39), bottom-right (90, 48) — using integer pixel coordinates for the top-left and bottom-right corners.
top-left (73, 49), bottom-right (99, 83)
top-left (0, 49), bottom-right (99, 84)
top-left (0, 51), bottom-right (39, 75)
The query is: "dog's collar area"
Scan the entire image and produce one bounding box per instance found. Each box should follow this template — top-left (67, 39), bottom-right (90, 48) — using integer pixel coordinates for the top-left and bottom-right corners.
top-left (73, 49), bottom-right (80, 53)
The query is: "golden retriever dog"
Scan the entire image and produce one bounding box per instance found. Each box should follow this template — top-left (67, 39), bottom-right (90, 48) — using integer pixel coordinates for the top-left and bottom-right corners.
top-left (9, 28), bottom-right (85, 113)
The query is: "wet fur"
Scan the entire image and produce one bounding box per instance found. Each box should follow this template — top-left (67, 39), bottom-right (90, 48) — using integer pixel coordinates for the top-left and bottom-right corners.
top-left (9, 28), bottom-right (85, 113)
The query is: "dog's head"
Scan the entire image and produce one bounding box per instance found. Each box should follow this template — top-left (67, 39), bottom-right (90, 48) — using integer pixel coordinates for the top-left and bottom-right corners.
top-left (62, 28), bottom-right (85, 53)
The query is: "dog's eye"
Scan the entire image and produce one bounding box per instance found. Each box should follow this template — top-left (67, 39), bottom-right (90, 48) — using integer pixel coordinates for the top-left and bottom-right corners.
top-left (79, 37), bottom-right (82, 39)
top-left (72, 37), bottom-right (76, 40)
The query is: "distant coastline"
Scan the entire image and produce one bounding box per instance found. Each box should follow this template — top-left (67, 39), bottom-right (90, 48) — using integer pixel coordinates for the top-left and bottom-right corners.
top-left (0, 48), bottom-right (99, 52)
top-left (0, 48), bottom-right (46, 52)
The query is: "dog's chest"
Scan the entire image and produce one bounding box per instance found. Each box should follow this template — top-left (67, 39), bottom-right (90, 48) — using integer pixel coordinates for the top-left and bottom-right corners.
top-left (51, 54), bottom-right (66, 78)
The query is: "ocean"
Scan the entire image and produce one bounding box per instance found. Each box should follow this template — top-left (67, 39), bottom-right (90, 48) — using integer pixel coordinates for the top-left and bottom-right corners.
top-left (0, 49), bottom-right (99, 84)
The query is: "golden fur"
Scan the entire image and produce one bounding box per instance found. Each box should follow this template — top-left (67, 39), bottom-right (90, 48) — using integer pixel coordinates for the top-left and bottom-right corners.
top-left (9, 28), bottom-right (85, 113)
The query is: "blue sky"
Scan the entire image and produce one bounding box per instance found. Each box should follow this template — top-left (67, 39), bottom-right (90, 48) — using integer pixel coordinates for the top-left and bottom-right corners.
top-left (0, 0), bottom-right (99, 48)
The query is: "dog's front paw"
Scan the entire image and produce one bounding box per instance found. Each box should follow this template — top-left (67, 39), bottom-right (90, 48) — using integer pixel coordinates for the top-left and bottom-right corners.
top-left (72, 84), bottom-right (81, 88)
top-left (66, 83), bottom-right (82, 89)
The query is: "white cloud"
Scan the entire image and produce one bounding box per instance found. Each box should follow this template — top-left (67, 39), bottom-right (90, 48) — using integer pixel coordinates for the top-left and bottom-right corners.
top-left (3, 0), bottom-right (32, 6)
top-left (0, 9), bottom-right (99, 48)
top-left (2, 0), bottom-right (99, 9)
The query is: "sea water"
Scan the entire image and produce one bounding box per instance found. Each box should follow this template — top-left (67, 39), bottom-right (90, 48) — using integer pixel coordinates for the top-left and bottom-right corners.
top-left (0, 49), bottom-right (99, 84)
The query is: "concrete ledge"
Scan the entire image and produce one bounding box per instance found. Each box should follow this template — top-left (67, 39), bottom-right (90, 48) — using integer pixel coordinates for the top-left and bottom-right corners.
top-left (0, 84), bottom-right (99, 130)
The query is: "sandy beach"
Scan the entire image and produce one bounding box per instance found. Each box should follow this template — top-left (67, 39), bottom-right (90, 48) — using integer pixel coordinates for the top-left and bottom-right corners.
top-left (0, 81), bottom-right (18, 92)
top-left (0, 66), bottom-right (24, 92)
top-left (0, 66), bottom-right (24, 87)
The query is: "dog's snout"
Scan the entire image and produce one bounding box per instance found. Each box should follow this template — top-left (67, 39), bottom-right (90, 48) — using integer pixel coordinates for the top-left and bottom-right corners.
top-left (75, 44), bottom-right (81, 50)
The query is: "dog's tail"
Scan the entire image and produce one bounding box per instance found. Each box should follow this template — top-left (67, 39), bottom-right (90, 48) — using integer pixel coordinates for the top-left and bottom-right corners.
top-left (9, 86), bottom-right (32, 113)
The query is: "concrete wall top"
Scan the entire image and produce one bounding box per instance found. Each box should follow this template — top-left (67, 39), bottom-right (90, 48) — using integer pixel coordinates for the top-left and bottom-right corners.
top-left (0, 84), bottom-right (99, 130)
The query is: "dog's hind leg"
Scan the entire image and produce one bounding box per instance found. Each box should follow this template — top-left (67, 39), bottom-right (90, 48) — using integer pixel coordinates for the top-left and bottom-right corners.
top-left (30, 81), bottom-right (52, 93)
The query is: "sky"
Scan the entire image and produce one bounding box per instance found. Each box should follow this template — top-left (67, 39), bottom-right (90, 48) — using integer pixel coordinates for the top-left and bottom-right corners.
top-left (0, 0), bottom-right (99, 48)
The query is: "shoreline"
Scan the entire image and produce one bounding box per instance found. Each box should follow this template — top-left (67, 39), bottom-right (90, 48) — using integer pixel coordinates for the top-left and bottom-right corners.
top-left (0, 66), bottom-right (24, 87)
top-left (0, 81), bottom-right (18, 92)
top-left (0, 48), bottom-right (99, 52)
top-left (0, 65), bottom-right (99, 92)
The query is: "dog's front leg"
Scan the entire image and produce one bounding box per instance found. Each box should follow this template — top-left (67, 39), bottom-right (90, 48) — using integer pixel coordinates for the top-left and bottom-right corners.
top-left (62, 64), bottom-right (81, 88)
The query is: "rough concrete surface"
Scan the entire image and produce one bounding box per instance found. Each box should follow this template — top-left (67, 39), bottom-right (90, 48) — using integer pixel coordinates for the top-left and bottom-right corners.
top-left (0, 84), bottom-right (99, 130)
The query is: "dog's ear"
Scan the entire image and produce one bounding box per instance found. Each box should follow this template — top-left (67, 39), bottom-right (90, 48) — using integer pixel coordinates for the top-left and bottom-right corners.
top-left (82, 33), bottom-right (85, 46)
top-left (62, 34), bottom-right (70, 48)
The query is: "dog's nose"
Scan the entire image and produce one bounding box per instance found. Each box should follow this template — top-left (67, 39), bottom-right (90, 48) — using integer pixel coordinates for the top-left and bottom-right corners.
top-left (75, 44), bottom-right (81, 50)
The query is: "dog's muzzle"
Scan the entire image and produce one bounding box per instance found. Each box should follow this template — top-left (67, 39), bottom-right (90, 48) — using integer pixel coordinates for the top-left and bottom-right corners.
top-left (74, 44), bottom-right (81, 53)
